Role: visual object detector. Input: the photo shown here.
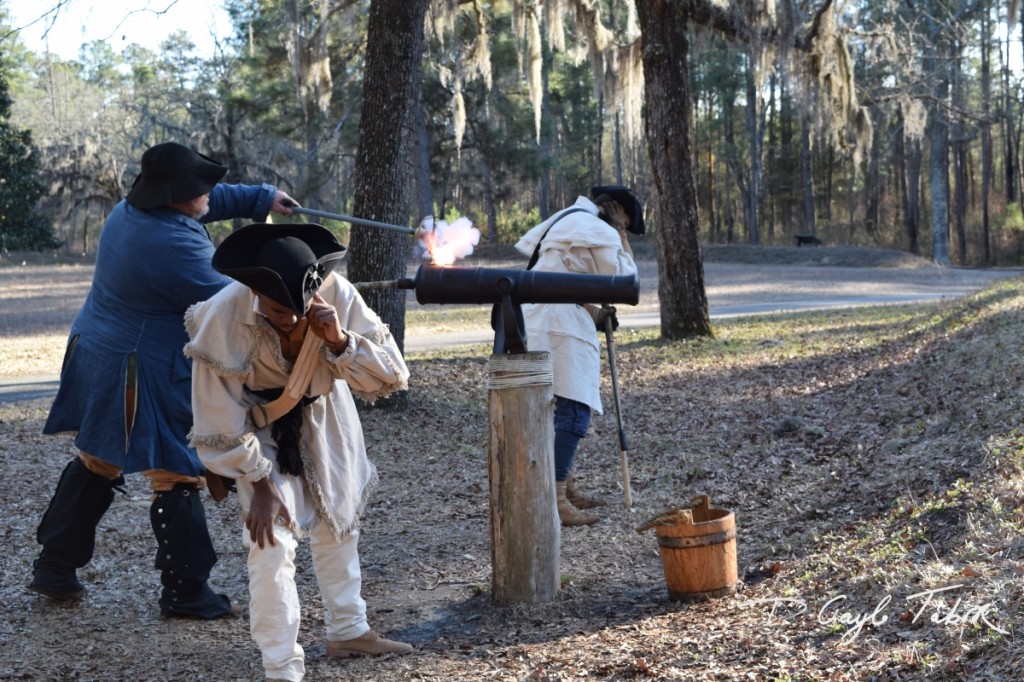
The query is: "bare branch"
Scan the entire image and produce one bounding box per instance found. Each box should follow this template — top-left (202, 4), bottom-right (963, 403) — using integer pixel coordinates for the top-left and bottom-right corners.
top-left (794, 0), bottom-right (836, 51)
top-left (684, 0), bottom-right (760, 44)
top-left (1, 0), bottom-right (74, 46)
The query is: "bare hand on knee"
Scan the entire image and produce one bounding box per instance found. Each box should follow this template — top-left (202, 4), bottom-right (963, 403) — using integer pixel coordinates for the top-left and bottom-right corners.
top-left (246, 477), bottom-right (291, 549)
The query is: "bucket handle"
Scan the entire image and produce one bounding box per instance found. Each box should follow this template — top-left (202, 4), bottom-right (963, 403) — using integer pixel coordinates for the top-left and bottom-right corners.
top-left (636, 508), bottom-right (692, 534)
top-left (635, 495), bottom-right (713, 534)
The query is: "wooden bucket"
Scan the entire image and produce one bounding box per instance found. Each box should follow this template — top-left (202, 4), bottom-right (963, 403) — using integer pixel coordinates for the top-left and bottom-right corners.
top-left (645, 495), bottom-right (737, 602)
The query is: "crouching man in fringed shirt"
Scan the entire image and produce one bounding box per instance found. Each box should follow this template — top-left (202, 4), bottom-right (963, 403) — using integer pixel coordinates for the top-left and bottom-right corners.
top-left (184, 223), bottom-right (413, 681)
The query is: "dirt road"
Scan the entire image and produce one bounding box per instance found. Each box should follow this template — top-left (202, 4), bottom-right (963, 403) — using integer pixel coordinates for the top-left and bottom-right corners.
top-left (2, 258), bottom-right (1018, 402)
top-left (2, 258), bottom-right (1017, 338)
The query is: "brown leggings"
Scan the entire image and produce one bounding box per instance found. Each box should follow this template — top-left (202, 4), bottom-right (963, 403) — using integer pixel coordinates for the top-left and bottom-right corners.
top-left (78, 451), bottom-right (207, 494)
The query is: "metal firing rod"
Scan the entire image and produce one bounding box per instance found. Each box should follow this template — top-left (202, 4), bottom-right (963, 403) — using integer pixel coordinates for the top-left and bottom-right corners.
top-left (288, 206), bottom-right (419, 235)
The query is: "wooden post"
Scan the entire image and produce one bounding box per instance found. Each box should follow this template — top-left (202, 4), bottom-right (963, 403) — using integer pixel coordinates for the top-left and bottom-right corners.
top-left (486, 351), bottom-right (560, 605)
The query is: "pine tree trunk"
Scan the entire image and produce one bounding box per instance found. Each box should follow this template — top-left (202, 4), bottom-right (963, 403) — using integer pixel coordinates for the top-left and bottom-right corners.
top-left (1013, 11), bottom-right (1023, 204)
top-left (412, 70), bottom-right (434, 222)
top-left (824, 145), bottom-right (833, 223)
top-left (707, 94), bottom-right (718, 243)
top-left (538, 45), bottom-right (552, 219)
top-left (744, 58), bottom-right (761, 245)
top-left (865, 109), bottom-right (882, 239)
top-left (800, 111), bottom-right (816, 236)
top-left (952, 42), bottom-right (968, 265)
top-left (954, 139), bottom-right (968, 264)
top-left (928, 112), bottom-right (951, 265)
top-left (614, 109), bottom-right (624, 184)
top-left (637, 0), bottom-right (712, 339)
top-left (724, 100), bottom-right (739, 244)
top-left (981, 8), bottom-right (992, 264)
top-left (779, 72), bottom-right (794, 235)
top-left (482, 159), bottom-right (498, 245)
top-left (765, 72), bottom-right (777, 242)
top-left (923, 24), bottom-right (951, 266)
top-left (902, 130), bottom-right (922, 255)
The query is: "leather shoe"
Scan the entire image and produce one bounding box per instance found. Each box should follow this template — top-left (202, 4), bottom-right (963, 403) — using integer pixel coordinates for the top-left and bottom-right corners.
top-left (27, 581), bottom-right (85, 602)
top-left (28, 561), bottom-right (85, 602)
top-left (161, 595), bottom-right (241, 619)
top-left (327, 630), bottom-right (413, 658)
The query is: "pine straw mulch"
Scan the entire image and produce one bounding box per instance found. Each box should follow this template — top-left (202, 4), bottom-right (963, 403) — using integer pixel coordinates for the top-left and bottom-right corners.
top-left (3, 280), bottom-right (1024, 681)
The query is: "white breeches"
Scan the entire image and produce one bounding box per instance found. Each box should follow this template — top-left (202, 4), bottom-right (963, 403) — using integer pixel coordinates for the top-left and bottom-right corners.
top-left (245, 523), bottom-right (369, 681)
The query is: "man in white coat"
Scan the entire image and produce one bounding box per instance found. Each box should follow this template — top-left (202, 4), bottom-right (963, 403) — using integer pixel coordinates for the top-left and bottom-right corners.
top-left (514, 185), bottom-right (643, 526)
top-left (185, 223), bottom-right (412, 681)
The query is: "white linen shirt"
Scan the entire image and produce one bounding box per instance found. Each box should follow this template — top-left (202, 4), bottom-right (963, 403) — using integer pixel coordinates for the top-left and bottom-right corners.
top-left (184, 272), bottom-right (409, 539)
top-left (514, 196), bottom-right (638, 413)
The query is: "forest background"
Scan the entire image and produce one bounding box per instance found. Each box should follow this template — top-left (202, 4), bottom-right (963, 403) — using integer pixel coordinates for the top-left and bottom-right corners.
top-left (3, 4), bottom-right (1024, 679)
top-left (4, 0), bottom-right (1024, 336)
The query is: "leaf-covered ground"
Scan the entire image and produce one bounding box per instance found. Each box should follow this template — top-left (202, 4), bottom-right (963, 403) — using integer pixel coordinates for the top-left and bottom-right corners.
top-left (2, 268), bottom-right (1023, 681)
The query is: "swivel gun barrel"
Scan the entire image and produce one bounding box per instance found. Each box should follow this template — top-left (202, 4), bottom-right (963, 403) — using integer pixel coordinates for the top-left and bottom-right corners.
top-left (402, 264), bottom-right (639, 306)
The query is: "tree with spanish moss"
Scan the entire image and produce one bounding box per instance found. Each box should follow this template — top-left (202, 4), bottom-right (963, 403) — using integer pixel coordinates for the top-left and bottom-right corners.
top-left (347, 0), bottom-right (429, 356)
top-left (635, 0), bottom-right (871, 338)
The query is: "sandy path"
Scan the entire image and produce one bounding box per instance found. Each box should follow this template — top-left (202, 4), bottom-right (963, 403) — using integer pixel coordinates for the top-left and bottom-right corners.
top-left (1, 259), bottom-right (1018, 338)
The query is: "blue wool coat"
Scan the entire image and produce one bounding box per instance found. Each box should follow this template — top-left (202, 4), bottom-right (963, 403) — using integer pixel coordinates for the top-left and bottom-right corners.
top-left (44, 183), bottom-right (277, 475)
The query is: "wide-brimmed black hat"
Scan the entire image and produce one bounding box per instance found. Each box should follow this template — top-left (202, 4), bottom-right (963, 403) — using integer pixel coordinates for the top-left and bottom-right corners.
top-left (212, 223), bottom-right (347, 314)
top-left (590, 185), bottom-right (645, 235)
top-left (126, 142), bottom-right (228, 209)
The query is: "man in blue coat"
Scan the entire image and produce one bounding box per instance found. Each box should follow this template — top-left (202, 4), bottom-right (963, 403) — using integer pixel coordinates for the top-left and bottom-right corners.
top-left (30, 142), bottom-right (298, 619)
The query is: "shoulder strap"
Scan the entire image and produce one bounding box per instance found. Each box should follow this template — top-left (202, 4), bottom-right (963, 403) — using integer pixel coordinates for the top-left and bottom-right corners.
top-left (526, 207), bottom-right (590, 270)
top-left (249, 332), bottom-right (324, 429)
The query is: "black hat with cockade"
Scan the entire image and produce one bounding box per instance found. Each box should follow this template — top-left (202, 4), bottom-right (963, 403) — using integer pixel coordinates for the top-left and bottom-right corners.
top-left (212, 223), bottom-right (347, 314)
top-left (590, 185), bottom-right (646, 235)
top-left (126, 142), bottom-right (228, 209)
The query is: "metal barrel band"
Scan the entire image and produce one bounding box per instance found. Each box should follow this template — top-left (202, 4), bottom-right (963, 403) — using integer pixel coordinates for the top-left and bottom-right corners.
top-left (667, 584), bottom-right (738, 603)
top-left (656, 528), bottom-right (735, 549)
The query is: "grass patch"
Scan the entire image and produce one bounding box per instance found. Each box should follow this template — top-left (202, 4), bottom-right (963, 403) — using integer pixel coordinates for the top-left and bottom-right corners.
top-left (4, 274), bottom-right (1024, 680)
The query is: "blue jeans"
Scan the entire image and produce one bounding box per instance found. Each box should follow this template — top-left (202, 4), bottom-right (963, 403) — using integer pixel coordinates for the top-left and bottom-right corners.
top-left (553, 396), bottom-right (591, 481)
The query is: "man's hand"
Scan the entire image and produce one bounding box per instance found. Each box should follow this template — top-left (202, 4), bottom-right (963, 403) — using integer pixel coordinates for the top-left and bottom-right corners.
top-left (599, 306), bottom-right (620, 332)
top-left (585, 304), bottom-right (619, 332)
top-left (306, 293), bottom-right (349, 352)
top-left (271, 192), bottom-right (299, 216)
top-left (246, 477), bottom-right (292, 549)
top-left (618, 226), bottom-right (634, 257)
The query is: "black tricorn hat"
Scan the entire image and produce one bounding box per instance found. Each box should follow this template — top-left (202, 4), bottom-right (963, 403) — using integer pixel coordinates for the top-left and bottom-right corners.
top-left (126, 142), bottom-right (228, 209)
top-left (212, 223), bottom-right (347, 314)
top-left (590, 185), bottom-right (646, 235)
